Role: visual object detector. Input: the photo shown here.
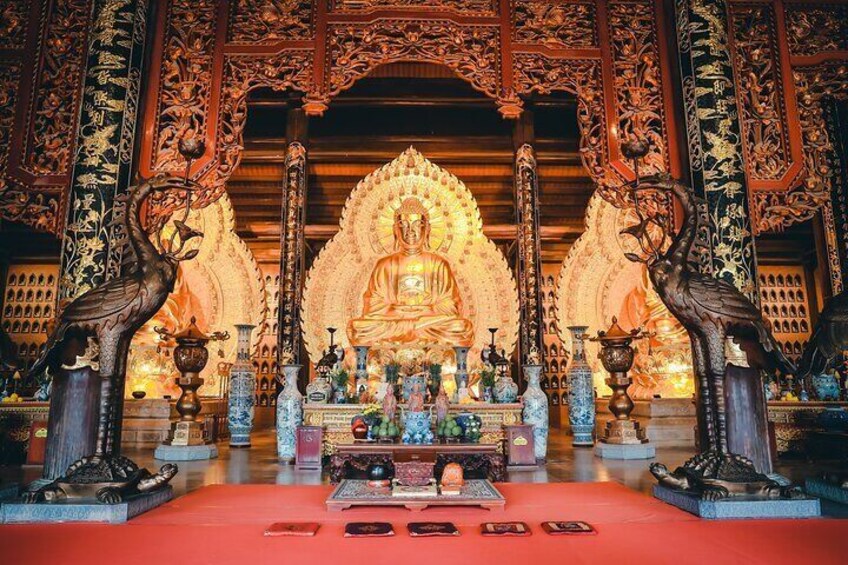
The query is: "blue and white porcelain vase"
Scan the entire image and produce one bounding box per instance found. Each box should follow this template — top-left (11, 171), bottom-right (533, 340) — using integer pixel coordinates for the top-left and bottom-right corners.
top-left (812, 373), bottom-right (841, 401)
top-left (566, 326), bottom-right (595, 446)
top-left (276, 364), bottom-right (303, 463)
top-left (453, 346), bottom-right (470, 401)
top-left (228, 324), bottom-right (256, 447)
top-left (521, 363), bottom-right (548, 460)
top-left (402, 410), bottom-right (434, 444)
top-left (354, 346), bottom-right (370, 399)
top-left (494, 373), bottom-right (518, 403)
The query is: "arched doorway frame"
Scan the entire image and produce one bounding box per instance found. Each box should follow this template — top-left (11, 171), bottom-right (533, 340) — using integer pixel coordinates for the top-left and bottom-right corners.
top-left (137, 1), bottom-right (677, 225)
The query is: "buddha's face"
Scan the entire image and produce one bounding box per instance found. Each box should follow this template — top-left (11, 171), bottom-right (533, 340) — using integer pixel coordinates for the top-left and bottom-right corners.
top-left (396, 212), bottom-right (427, 251)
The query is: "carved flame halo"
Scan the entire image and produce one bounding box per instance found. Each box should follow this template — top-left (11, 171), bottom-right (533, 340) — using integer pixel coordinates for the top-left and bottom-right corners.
top-left (127, 193), bottom-right (266, 398)
top-left (301, 147), bottom-right (519, 366)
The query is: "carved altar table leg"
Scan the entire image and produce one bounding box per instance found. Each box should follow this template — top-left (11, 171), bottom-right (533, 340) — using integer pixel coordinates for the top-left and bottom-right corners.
top-left (487, 454), bottom-right (506, 482)
top-left (329, 453), bottom-right (350, 483)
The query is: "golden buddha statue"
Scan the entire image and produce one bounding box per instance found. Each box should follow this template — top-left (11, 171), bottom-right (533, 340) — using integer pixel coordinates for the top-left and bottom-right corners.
top-left (348, 197), bottom-right (474, 347)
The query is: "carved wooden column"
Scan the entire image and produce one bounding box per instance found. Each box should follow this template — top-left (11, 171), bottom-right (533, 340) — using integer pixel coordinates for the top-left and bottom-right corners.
top-left (824, 101), bottom-right (848, 285)
top-left (513, 120), bottom-right (545, 377)
top-left (45, 0), bottom-right (147, 480)
top-left (59, 0), bottom-right (148, 302)
top-left (675, 0), bottom-right (770, 471)
top-left (277, 109), bottom-right (309, 374)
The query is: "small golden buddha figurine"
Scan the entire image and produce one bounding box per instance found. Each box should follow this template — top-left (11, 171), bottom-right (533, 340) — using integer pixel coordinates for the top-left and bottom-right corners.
top-left (348, 197), bottom-right (474, 347)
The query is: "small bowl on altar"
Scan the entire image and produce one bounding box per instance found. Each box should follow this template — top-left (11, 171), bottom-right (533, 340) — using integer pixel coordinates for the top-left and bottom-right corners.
top-left (131, 391), bottom-right (146, 399)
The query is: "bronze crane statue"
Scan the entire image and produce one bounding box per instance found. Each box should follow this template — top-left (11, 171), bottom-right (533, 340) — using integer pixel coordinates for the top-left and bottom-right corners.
top-left (621, 172), bottom-right (799, 500)
top-left (797, 289), bottom-right (848, 380)
top-left (25, 173), bottom-right (201, 503)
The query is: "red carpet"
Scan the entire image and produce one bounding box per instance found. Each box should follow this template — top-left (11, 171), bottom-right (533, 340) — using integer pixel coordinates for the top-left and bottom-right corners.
top-left (1, 482), bottom-right (846, 564)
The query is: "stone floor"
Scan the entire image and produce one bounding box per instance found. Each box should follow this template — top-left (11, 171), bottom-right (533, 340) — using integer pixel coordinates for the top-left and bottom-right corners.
top-left (4, 427), bottom-right (844, 509)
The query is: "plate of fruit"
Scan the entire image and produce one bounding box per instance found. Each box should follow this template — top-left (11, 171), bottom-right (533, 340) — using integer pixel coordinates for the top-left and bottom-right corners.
top-left (374, 417), bottom-right (400, 442)
top-left (437, 415), bottom-right (463, 442)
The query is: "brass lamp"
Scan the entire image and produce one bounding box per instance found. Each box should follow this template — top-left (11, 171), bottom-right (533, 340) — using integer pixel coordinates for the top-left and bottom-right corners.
top-left (156, 317), bottom-right (229, 446)
top-left (590, 317), bottom-right (651, 444)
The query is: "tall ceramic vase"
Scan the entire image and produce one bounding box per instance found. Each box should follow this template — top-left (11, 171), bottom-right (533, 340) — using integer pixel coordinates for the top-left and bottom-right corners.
top-left (354, 346), bottom-right (370, 400)
top-left (566, 326), bottom-right (595, 446)
top-left (228, 324), bottom-right (256, 447)
top-left (522, 364), bottom-right (548, 460)
top-left (453, 346), bottom-right (469, 402)
top-left (276, 364), bottom-right (303, 463)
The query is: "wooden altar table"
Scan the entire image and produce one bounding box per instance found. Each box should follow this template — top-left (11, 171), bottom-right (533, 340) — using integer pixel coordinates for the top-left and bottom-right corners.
top-left (329, 442), bottom-right (506, 483)
top-left (303, 402), bottom-right (523, 456)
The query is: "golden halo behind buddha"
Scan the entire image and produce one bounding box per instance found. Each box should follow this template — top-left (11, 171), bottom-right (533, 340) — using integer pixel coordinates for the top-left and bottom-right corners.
top-left (302, 147), bottom-right (518, 365)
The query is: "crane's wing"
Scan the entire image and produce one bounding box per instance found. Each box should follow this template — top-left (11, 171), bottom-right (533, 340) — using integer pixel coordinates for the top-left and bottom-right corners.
top-left (61, 274), bottom-right (144, 323)
top-left (687, 276), bottom-right (762, 322)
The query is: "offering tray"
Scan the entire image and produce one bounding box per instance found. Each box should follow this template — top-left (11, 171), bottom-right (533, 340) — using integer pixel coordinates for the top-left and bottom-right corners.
top-left (326, 479), bottom-right (506, 512)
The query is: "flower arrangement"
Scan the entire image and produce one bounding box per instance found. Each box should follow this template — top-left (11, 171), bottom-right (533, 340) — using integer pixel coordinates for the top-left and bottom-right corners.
top-left (330, 368), bottom-right (350, 403)
top-left (385, 363), bottom-right (400, 384)
top-left (480, 366), bottom-right (497, 389)
top-left (363, 403), bottom-right (382, 419)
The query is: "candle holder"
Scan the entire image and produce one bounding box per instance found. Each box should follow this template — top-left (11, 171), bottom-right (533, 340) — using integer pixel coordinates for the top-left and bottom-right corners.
top-left (155, 317), bottom-right (229, 447)
top-left (589, 317), bottom-right (651, 445)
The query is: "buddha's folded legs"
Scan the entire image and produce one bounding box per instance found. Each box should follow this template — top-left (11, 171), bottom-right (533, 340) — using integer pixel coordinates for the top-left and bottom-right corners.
top-left (348, 315), bottom-right (473, 346)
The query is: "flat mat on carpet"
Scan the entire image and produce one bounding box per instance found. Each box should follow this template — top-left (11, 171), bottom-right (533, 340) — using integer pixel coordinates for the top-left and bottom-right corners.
top-left (1, 482), bottom-right (846, 565)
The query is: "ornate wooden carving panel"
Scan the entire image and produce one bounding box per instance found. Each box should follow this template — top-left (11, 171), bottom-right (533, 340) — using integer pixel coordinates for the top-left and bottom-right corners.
top-left (0, 0), bottom-right (89, 234)
top-left (227, 0), bottom-right (314, 44)
top-left (148, 50), bottom-right (314, 224)
top-left (512, 54), bottom-right (620, 201)
top-left (329, 0), bottom-right (498, 14)
top-left (730, 3), bottom-right (792, 182)
top-left (783, 3), bottom-right (848, 56)
top-left (0, 0), bottom-right (31, 50)
top-left (16, 0), bottom-right (89, 178)
top-left (607, 0), bottom-right (668, 174)
top-left (511, 1), bottom-right (598, 48)
top-left (146, 0), bottom-right (218, 174)
top-left (325, 21), bottom-right (501, 98)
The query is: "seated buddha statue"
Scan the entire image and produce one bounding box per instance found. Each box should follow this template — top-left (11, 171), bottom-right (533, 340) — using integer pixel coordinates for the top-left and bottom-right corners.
top-left (348, 197), bottom-right (474, 347)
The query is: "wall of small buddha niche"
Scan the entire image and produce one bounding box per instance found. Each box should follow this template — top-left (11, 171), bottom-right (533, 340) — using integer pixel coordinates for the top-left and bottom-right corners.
top-left (0, 1), bottom-right (847, 399)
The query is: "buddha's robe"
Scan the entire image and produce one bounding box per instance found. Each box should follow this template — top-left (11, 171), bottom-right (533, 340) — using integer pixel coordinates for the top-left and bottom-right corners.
top-left (348, 251), bottom-right (473, 347)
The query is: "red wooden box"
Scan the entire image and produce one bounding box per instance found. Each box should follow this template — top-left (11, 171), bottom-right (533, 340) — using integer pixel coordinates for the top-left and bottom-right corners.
top-left (296, 425), bottom-right (323, 470)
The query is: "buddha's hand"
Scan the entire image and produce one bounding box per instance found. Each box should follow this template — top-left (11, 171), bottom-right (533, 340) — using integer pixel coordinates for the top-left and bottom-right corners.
top-left (390, 305), bottom-right (427, 318)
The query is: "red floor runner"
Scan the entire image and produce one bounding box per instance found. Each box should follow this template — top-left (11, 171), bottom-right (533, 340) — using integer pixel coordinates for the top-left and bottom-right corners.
top-left (2, 482), bottom-right (846, 565)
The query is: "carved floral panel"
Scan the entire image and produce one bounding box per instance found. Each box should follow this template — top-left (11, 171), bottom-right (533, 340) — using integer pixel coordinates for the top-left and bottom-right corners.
top-left (608, 0), bottom-right (667, 174)
top-left (0, 0), bottom-right (30, 50)
top-left (149, 0), bottom-right (218, 173)
top-left (752, 62), bottom-right (848, 237)
top-left (19, 0), bottom-right (90, 178)
top-left (227, 0), bottom-right (313, 44)
top-left (328, 0), bottom-right (498, 15)
top-left (511, 1), bottom-right (598, 48)
top-left (513, 53), bottom-right (624, 204)
top-left (730, 2), bottom-right (790, 182)
top-left (148, 51), bottom-right (314, 226)
top-left (0, 61), bottom-right (60, 232)
top-left (784, 3), bottom-right (848, 57)
top-left (326, 21), bottom-right (501, 98)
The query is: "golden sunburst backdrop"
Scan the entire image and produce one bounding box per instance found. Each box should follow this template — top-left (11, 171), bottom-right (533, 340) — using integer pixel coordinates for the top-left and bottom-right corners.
top-left (302, 147), bottom-right (519, 366)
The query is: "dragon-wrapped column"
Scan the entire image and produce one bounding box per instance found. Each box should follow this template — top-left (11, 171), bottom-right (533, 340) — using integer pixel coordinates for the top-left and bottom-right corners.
top-left (277, 108), bottom-right (309, 382)
top-left (514, 143), bottom-right (546, 379)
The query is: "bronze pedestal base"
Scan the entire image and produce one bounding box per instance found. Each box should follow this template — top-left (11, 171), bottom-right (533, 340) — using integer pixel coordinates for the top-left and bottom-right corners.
top-left (600, 418), bottom-right (649, 445)
top-left (166, 420), bottom-right (207, 446)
